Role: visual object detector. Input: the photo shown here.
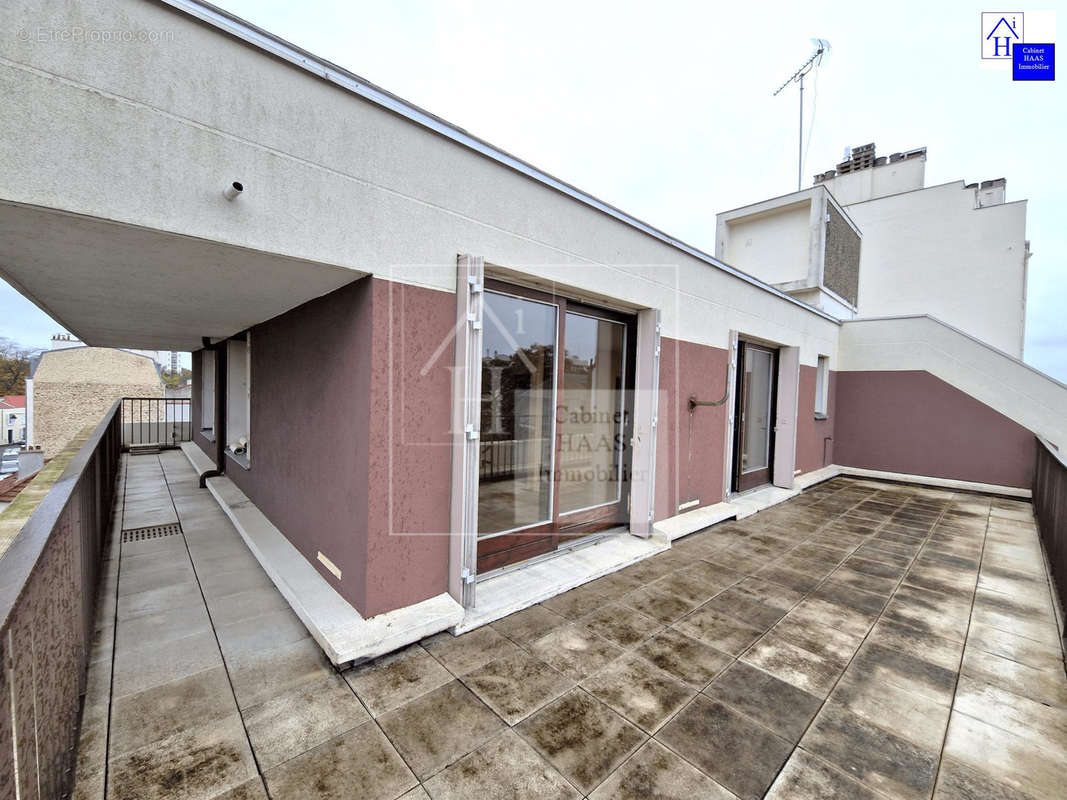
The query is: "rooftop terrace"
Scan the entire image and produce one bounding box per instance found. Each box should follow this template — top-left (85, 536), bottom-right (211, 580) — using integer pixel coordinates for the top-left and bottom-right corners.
top-left (71, 451), bottom-right (1066, 799)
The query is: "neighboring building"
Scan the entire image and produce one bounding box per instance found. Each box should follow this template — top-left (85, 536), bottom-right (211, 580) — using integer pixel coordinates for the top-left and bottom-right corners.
top-left (27, 347), bottom-right (163, 456)
top-left (0, 397), bottom-right (26, 445)
top-left (0, 0), bottom-right (1064, 667)
top-left (715, 143), bottom-right (1030, 356)
top-left (49, 332), bottom-right (164, 365)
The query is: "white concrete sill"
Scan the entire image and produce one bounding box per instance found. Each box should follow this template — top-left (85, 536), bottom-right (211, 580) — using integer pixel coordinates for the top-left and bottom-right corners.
top-left (457, 532), bottom-right (671, 634)
top-left (180, 446), bottom-right (463, 665)
top-left (180, 441), bottom-right (216, 477)
top-left (225, 450), bottom-right (251, 470)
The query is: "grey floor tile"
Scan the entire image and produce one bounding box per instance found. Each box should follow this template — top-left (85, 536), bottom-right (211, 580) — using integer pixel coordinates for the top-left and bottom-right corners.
top-left (116, 581), bottom-right (204, 621)
top-left (579, 603), bottom-right (664, 649)
top-left (528, 623), bottom-right (624, 682)
top-left (960, 645), bottom-right (1067, 708)
top-left (422, 625), bottom-right (521, 675)
top-left (588, 739), bottom-right (735, 800)
top-left (111, 630), bottom-right (223, 699)
top-left (883, 585), bottom-right (971, 643)
top-left (197, 566), bottom-right (273, 600)
top-left (852, 640), bottom-right (959, 707)
top-left (107, 714), bottom-right (257, 800)
top-left (830, 667), bottom-right (950, 751)
top-left (115, 603), bottom-right (214, 651)
top-left (943, 709), bottom-right (1067, 799)
top-left (656, 694), bottom-right (792, 800)
top-left (953, 674), bottom-right (1067, 753)
top-left (378, 680), bottom-right (506, 780)
top-left (767, 615), bottom-right (862, 669)
top-left (540, 584), bottom-right (604, 619)
top-left (116, 561), bottom-right (197, 597)
top-left (210, 778), bottom-right (269, 799)
top-left (704, 660), bottom-right (821, 742)
top-left (633, 627), bottom-right (733, 688)
top-left (699, 587), bottom-right (790, 631)
top-left (618, 584), bottom-right (701, 625)
top-left (461, 648), bottom-right (574, 725)
top-left (765, 748), bottom-right (883, 799)
top-left (865, 617), bottom-right (963, 672)
top-left (422, 729), bottom-right (580, 800)
top-left (516, 688), bottom-right (646, 795)
top-left (934, 756), bottom-right (1038, 800)
top-left (243, 671), bottom-right (370, 770)
top-left (786, 597), bottom-right (875, 640)
top-left (214, 607), bottom-right (309, 662)
top-left (205, 585), bottom-right (290, 627)
top-left (672, 605), bottom-right (764, 656)
top-left (109, 665), bottom-right (235, 759)
top-left (227, 636), bottom-right (333, 710)
top-left (490, 604), bottom-right (568, 644)
top-left (741, 634), bottom-right (843, 697)
top-left (581, 653), bottom-right (695, 733)
top-left (344, 644), bottom-right (453, 717)
top-left (809, 578), bottom-right (890, 618)
top-left (801, 702), bottom-right (939, 800)
top-left (263, 722), bottom-right (417, 800)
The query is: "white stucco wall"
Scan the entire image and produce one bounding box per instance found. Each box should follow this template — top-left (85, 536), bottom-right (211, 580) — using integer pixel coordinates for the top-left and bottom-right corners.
top-left (722, 203), bottom-right (811, 287)
top-left (846, 182), bottom-right (1028, 356)
top-left (0, 0), bottom-right (840, 365)
top-left (819, 157), bottom-right (926, 205)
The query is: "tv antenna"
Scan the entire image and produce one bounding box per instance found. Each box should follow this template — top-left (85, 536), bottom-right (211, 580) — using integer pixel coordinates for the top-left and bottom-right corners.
top-left (774, 39), bottom-right (830, 191)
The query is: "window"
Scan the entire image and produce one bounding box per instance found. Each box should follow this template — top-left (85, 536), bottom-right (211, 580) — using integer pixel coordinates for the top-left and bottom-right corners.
top-left (814, 355), bottom-right (829, 417)
top-left (201, 350), bottom-right (215, 436)
top-left (226, 335), bottom-right (251, 465)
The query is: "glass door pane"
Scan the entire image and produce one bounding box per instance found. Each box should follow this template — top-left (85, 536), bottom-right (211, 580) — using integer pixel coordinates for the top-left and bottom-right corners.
top-left (742, 347), bottom-right (773, 473)
top-left (478, 291), bottom-right (557, 534)
top-left (558, 313), bottom-right (626, 514)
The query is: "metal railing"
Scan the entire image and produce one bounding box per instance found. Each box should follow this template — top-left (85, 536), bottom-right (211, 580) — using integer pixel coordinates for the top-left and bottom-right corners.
top-left (121, 397), bottom-right (192, 449)
top-left (1034, 437), bottom-right (1067, 615)
top-left (0, 400), bottom-right (121, 798)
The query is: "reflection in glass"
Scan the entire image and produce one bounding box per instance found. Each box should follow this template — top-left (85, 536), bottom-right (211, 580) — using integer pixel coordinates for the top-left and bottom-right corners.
top-left (559, 314), bottom-right (626, 514)
top-left (478, 291), bottom-right (557, 535)
top-left (741, 347), bottom-right (773, 472)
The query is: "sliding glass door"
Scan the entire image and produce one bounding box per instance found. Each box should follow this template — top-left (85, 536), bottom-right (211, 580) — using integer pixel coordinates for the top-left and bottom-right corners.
top-left (477, 282), bottom-right (635, 572)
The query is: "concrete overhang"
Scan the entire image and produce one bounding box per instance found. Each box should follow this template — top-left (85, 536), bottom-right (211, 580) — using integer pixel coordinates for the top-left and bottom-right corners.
top-left (0, 201), bottom-right (363, 351)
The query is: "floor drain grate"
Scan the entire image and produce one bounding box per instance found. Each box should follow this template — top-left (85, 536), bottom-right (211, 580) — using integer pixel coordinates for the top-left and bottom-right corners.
top-left (121, 523), bottom-right (183, 543)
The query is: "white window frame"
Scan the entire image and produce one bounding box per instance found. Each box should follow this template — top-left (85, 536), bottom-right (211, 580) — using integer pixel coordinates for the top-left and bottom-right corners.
top-left (814, 354), bottom-right (829, 418)
top-left (201, 349), bottom-right (215, 437)
top-left (226, 335), bottom-right (251, 465)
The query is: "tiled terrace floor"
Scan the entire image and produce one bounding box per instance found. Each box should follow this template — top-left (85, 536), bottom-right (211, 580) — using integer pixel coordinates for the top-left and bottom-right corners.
top-left (74, 452), bottom-right (1067, 799)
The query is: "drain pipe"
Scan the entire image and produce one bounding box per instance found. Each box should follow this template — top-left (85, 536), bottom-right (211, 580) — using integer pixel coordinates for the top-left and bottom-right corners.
top-left (199, 335), bottom-right (226, 488)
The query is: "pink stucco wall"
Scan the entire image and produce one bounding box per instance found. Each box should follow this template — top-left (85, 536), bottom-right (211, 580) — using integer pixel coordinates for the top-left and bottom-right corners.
top-left (654, 339), bottom-right (837, 521)
top-left (834, 370), bottom-right (1035, 489)
top-left (796, 365), bottom-right (836, 474)
top-left (192, 277), bottom-right (453, 618)
top-left (656, 338), bottom-right (730, 520)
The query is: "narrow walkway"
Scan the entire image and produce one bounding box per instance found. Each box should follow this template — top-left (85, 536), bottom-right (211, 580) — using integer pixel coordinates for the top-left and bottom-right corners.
top-left (73, 453), bottom-right (1067, 799)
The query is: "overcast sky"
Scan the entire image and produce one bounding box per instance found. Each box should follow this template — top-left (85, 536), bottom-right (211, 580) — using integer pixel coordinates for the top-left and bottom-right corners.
top-left (2, 1), bottom-right (1063, 380)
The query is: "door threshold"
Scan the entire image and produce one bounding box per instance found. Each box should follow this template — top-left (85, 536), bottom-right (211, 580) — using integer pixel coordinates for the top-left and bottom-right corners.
top-left (457, 530), bottom-right (668, 634)
top-left (476, 527), bottom-right (626, 583)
